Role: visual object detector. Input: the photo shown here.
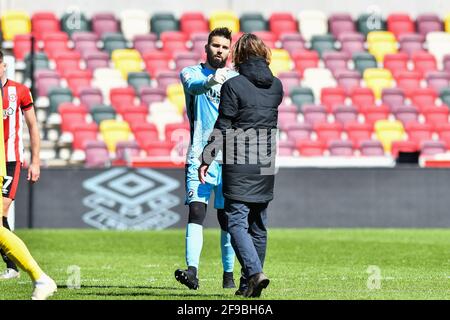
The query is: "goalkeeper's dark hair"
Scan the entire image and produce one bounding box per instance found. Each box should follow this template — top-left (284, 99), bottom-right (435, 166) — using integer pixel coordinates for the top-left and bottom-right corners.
top-left (208, 27), bottom-right (232, 45)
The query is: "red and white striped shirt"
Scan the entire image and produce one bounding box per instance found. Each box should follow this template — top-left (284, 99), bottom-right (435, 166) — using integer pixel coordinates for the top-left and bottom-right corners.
top-left (1, 79), bottom-right (34, 163)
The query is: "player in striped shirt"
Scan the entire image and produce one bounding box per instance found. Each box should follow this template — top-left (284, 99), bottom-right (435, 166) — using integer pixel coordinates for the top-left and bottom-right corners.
top-left (0, 50), bottom-right (41, 280)
top-left (0, 53), bottom-right (56, 299)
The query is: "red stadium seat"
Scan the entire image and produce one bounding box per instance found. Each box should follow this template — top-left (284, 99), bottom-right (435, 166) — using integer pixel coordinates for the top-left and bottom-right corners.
top-left (350, 87), bottom-right (375, 110)
top-left (164, 122), bottom-right (190, 142)
top-left (291, 50), bottom-right (319, 76)
top-left (383, 53), bottom-right (409, 77)
top-left (296, 140), bottom-right (325, 156)
top-left (422, 106), bottom-right (449, 127)
top-left (395, 71), bottom-right (422, 97)
top-left (110, 87), bottom-right (136, 110)
top-left (115, 103), bottom-right (148, 116)
top-left (345, 122), bottom-right (373, 147)
top-left (160, 31), bottom-right (189, 57)
top-left (314, 122), bottom-right (344, 144)
top-left (42, 32), bottom-right (70, 59)
top-left (121, 109), bottom-right (148, 124)
top-left (269, 12), bottom-right (297, 38)
top-left (321, 87), bottom-right (346, 112)
top-left (54, 51), bottom-right (82, 77)
top-left (31, 12), bottom-right (60, 41)
top-left (391, 140), bottom-right (418, 157)
top-left (412, 51), bottom-right (437, 78)
top-left (65, 70), bottom-right (92, 97)
top-left (59, 103), bottom-right (89, 133)
top-left (436, 123), bottom-right (450, 148)
top-left (387, 13), bottom-right (415, 39)
top-left (143, 140), bottom-right (175, 156)
top-left (409, 88), bottom-right (437, 111)
top-left (13, 34), bottom-right (38, 61)
top-left (180, 12), bottom-right (209, 37)
top-left (143, 50), bottom-right (171, 77)
top-left (361, 104), bottom-right (390, 126)
top-left (404, 121), bottom-right (433, 145)
top-left (72, 123), bottom-right (99, 150)
top-left (253, 31), bottom-right (278, 48)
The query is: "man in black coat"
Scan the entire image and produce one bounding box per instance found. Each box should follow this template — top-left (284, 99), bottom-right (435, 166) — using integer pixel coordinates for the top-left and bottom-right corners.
top-left (199, 33), bottom-right (283, 298)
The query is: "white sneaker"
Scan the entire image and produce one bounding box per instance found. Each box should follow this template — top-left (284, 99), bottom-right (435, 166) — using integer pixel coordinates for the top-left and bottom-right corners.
top-left (31, 275), bottom-right (57, 300)
top-left (0, 268), bottom-right (20, 280)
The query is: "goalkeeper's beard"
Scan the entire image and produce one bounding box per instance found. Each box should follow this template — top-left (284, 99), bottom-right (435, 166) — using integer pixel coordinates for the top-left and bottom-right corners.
top-left (207, 55), bottom-right (226, 69)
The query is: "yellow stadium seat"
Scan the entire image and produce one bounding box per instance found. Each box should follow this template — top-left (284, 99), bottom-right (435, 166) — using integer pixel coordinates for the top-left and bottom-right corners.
top-left (167, 83), bottom-right (185, 114)
top-left (374, 120), bottom-right (405, 153)
top-left (445, 14), bottom-right (450, 33)
top-left (367, 31), bottom-right (398, 63)
top-left (1, 11), bottom-right (31, 41)
top-left (209, 11), bottom-right (239, 33)
top-left (363, 68), bottom-right (393, 100)
top-left (111, 49), bottom-right (143, 79)
top-left (99, 120), bottom-right (131, 152)
top-left (269, 49), bottom-right (292, 76)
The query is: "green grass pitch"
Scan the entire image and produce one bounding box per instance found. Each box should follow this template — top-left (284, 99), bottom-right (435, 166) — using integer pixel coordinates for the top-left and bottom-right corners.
top-left (0, 229), bottom-right (449, 300)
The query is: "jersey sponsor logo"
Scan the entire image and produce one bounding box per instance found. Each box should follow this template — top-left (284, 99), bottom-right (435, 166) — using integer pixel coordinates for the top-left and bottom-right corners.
top-left (82, 168), bottom-right (181, 230)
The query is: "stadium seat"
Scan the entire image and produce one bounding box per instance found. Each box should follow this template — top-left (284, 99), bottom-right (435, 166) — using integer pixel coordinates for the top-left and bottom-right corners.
top-left (142, 51), bottom-right (171, 77)
top-left (127, 72), bottom-right (151, 93)
top-left (395, 71), bottom-right (422, 97)
top-left (25, 52), bottom-right (50, 80)
top-left (79, 87), bottom-right (104, 110)
top-left (148, 101), bottom-right (184, 137)
top-left (102, 33), bottom-right (128, 56)
top-left (328, 140), bottom-right (354, 156)
top-left (174, 52), bottom-right (201, 72)
top-left (302, 104), bottom-right (327, 125)
top-left (409, 88), bottom-right (437, 111)
top-left (48, 87), bottom-right (73, 114)
top-left (361, 104), bottom-right (390, 126)
top-left (253, 31), bottom-right (277, 48)
top-left (143, 141), bottom-right (175, 157)
top-left (339, 33), bottom-right (365, 57)
top-left (59, 103), bottom-right (89, 133)
top-left (31, 12), bottom-right (60, 41)
top-left (133, 34), bottom-right (158, 55)
top-left (426, 72), bottom-right (450, 95)
top-left (99, 119), bottom-right (131, 152)
top-left (404, 121), bottom-right (433, 145)
top-left (85, 51), bottom-right (110, 71)
top-left (209, 11), bottom-right (239, 33)
top-left (269, 12), bottom-right (298, 38)
top-left (278, 140), bottom-right (295, 156)
top-left (374, 120), bottom-right (405, 152)
top-left (412, 51), bottom-right (437, 78)
top-left (359, 140), bottom-right (385, 156)
top-left (310, 34), bottom-right (336, 57)
top-left (357, 13), bottom-right (386, 36)
top-left (381, 88), bottom-right (405, 108)
top-left (367, 31), bottom-right (398, 63)
top-left (363, 68), bottom-right (394, 100)
top-left (72, 32), bottom-right (99, 56)
top-left (278, 110), bottom-right (298, 131)
top-left (420, 140), bottom-right (446, 156)
top-left (333, 104), bottom-right (358, 125)
top-left (302, 68), bottom-right (337, 99)
top-left (240, 13), bottom-right (268, 33)
top-left (54, 51), bottom-right (82, 77)
top-left (290, 87), bottom-right (315, 111)
top-left (131, 123), bottom-right (160, 149)
top-left (351, 87), bottom-right (376, 109)
top-left (92, 68), bottom-right (129, 101)
top-left (13, 34), bottom-right (38, 61)
top-left (383, 52), bottom-right (408, 77)
top-left (345, 122), bottom-right (373, 147)
top-left (180, 12), bottom-right (209, 37)
top-left (91, 13), bottom-right (119, 37)
top-left (278, 72), bottom-right (301, 97)
top-left (291, 50), bottom-right (319, 75)
top-left (436, 122), bottom-right (450, 146)
top-left (314, 122), bottom-right (344, 144)
top-left (164, 122), bottom-right (190, 143)
top-left (166, 83), bottom-right (185, 114)
top-left (391, 140), bottom-right (418, 157)
top-left (387, 13), bottom-right (415, 39)
top-left (60, 10), bottom-right (91, 37)
top-left (91, 104), bottom-right (116, 124)
top-left (111, 49), bottom-right (143, 79)
top-left (110, 87), bottom-right (136, 110)
top-left (156, 71), bottom-right (180, 91)
top-left (285, 123), bottom-right (313, 144)
top-left (72, 122), bottom-right (99, 150)
top-left (422, 106), bottom-right (449, 127)
top-left (440, 87), bottom-right (450, 107)
top-left (1, 11), bottom-right (31, 41)
top-left (298, 10), bottom-right (328, 41)
top-left (42, 32), bottom-right (70, 59)
top-left (120, 107), bottom-right (148, 123)
top-left (398, 33), bottom-right (425, 57)
top-left (416, 14), bottom-right (443, 36)
top-left (335, 70), bottom-right (361, 95)
top-left (35, 70), bottom-right (61, 97)
top-left (426, 32), bottom-right (450, 69)
top-left (296, 140), bottom-right (325, 156)
top-left (160, 31), bottom-right (189, 57)
top-left (279, 33), bottom-right (305, 54)
top-left (115, 141), bottom-right (141, 162)
top-left (120, 9), bottom-right (150, 41)
top-left (321, 87), bottom-right (346, 112)
top-left (329, 13), bottom-right (356, 39)
top-left (65, 70), bottom-right (92, 97)
top-left (323, 51), bottom-right (350, 76)
top-left (190, 32), bottom-right (209, 57)
top-left (84, 141), bottom-right (110, 168)
top-left (352, 52), bottom-right (378, 74)
top-left (140, 87), bottom-right (167, 106)
top-left (392, 104), bottom-right (419, 125)
top-left (150, 13), bottom-right (179, 37)
top-left (269, 49), bottom-right (292, 76)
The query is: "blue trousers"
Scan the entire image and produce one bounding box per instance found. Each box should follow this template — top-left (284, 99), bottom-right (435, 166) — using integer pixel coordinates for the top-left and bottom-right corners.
top-left (224, 199), bottom-right (268, 278)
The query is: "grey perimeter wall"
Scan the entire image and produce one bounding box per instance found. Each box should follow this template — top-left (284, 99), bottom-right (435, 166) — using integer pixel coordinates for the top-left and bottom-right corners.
top-left (2, 0), bottom-right (450, 17)
top-left (13, 167), bottom-right (450, 229)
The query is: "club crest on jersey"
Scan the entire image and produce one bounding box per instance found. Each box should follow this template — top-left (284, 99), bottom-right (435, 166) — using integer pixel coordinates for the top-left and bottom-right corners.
top-left (8, 94), bottom-right (17, 102)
